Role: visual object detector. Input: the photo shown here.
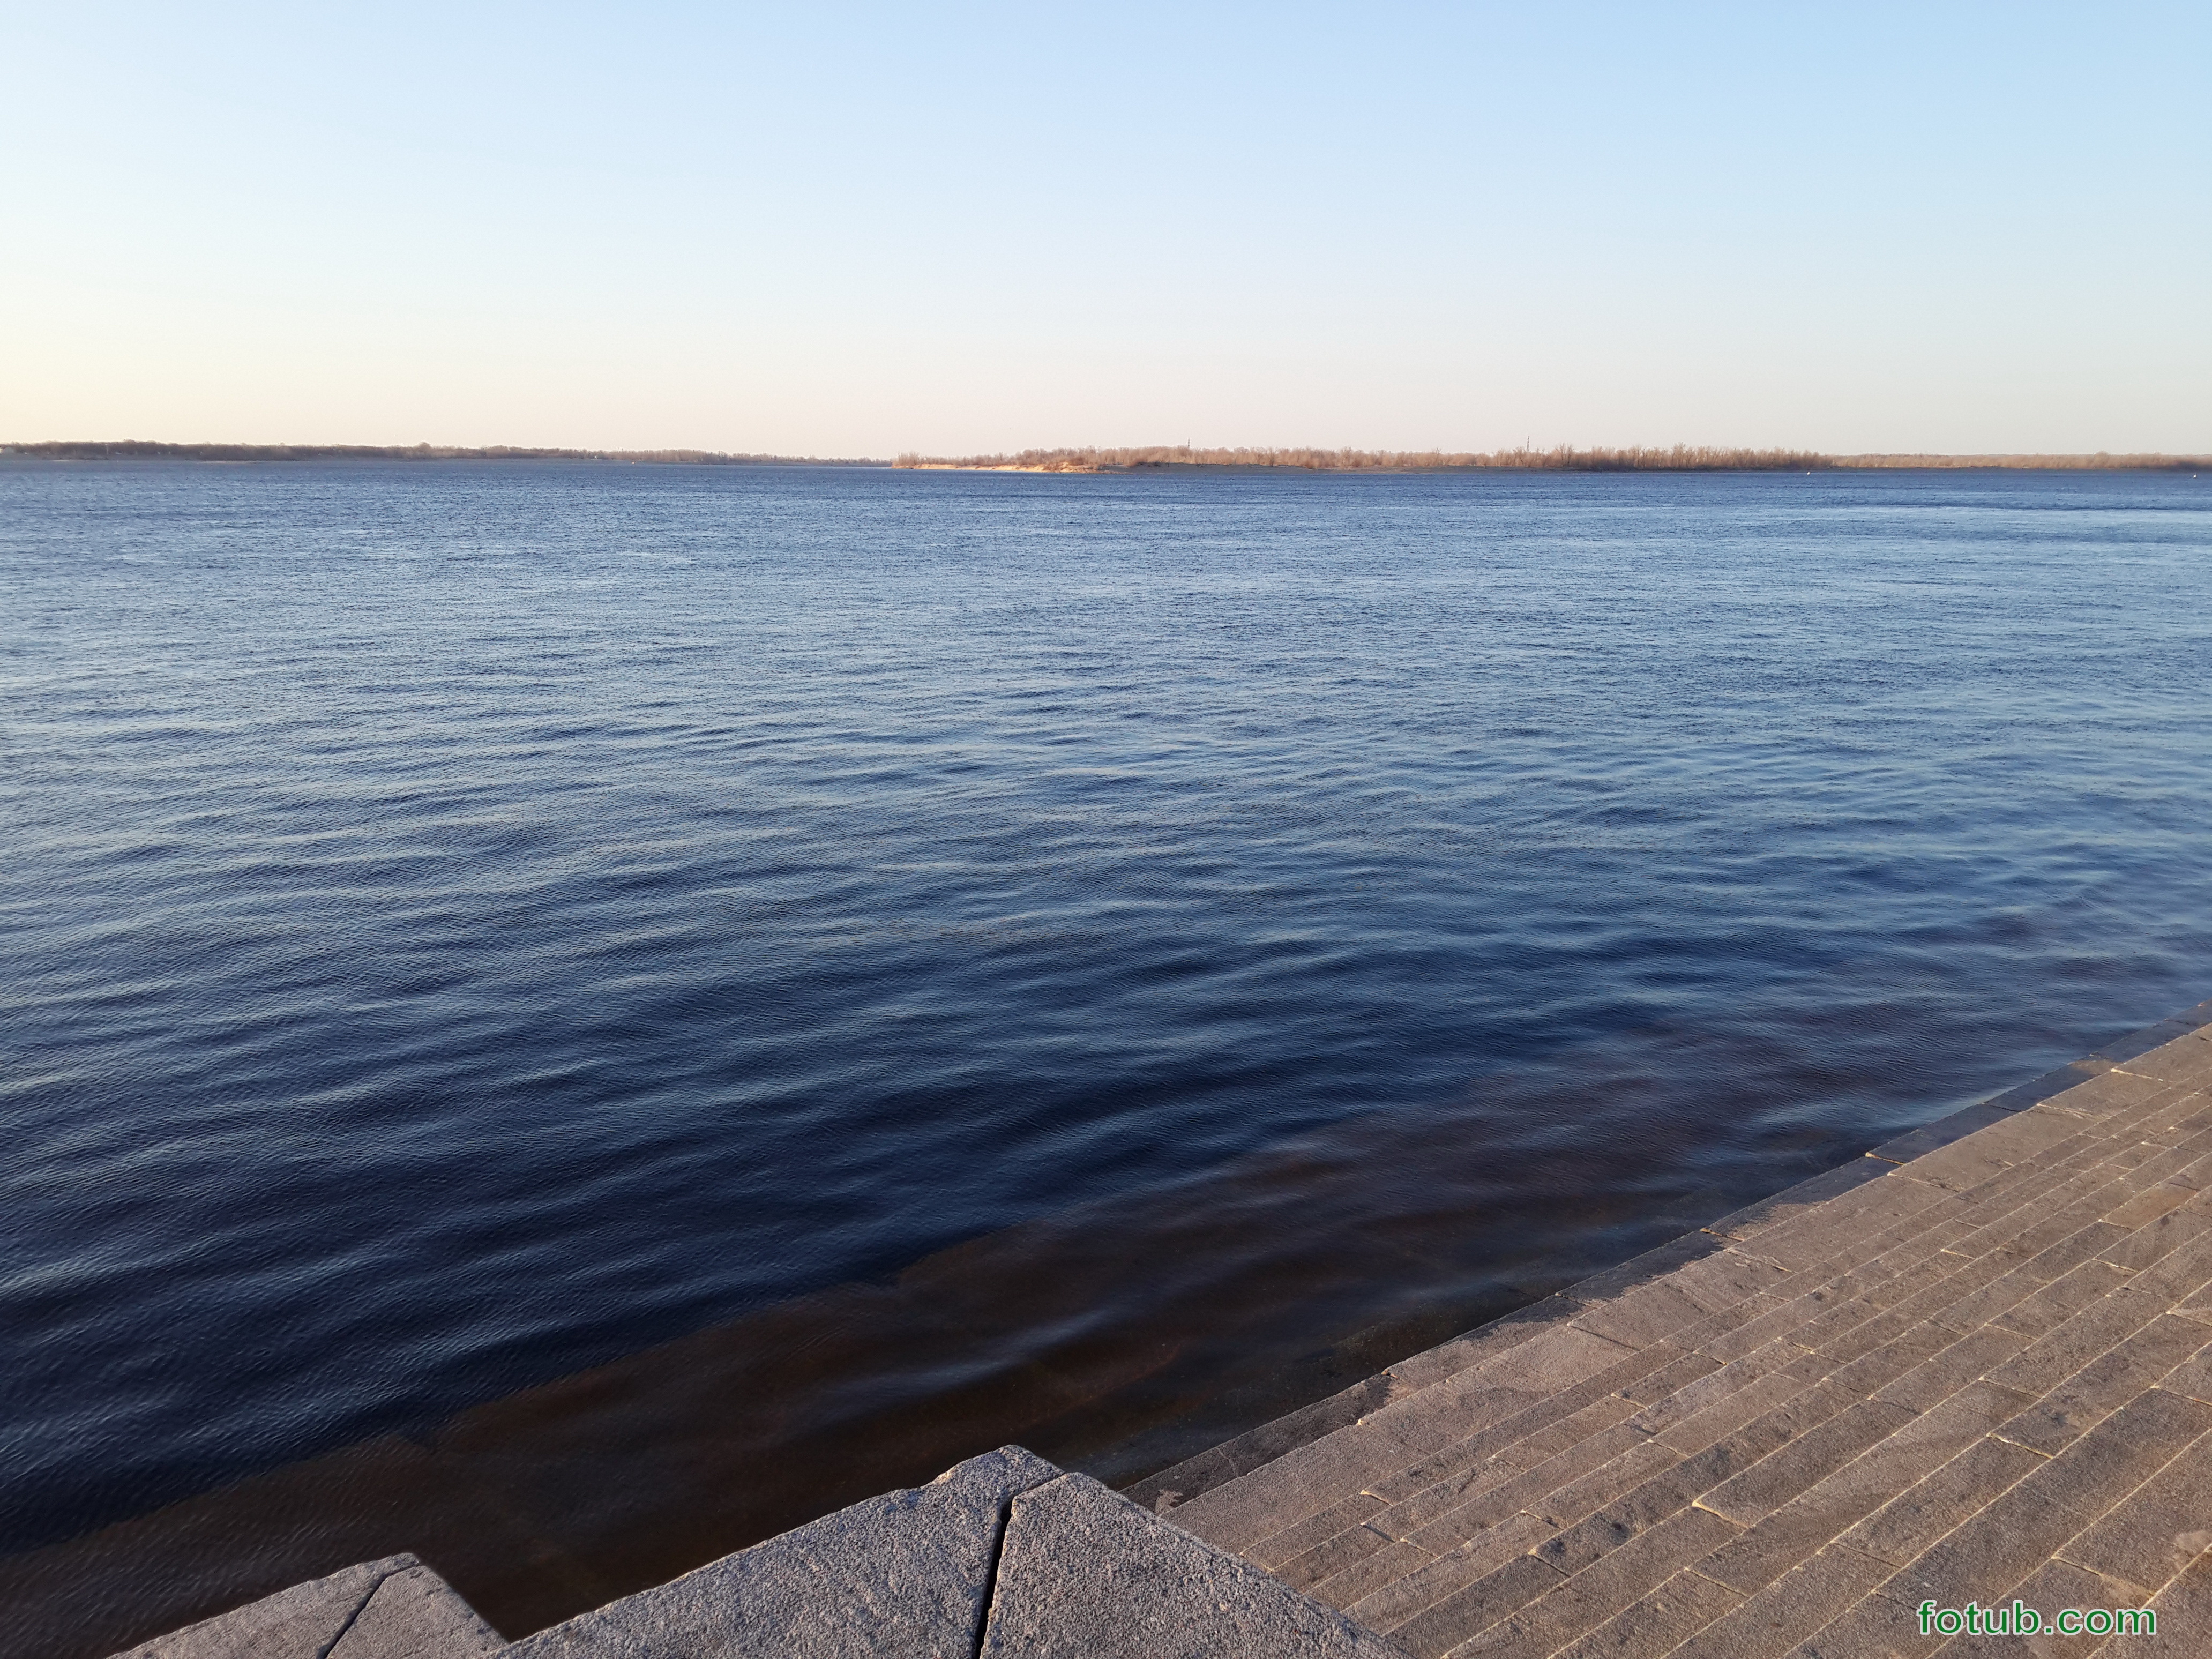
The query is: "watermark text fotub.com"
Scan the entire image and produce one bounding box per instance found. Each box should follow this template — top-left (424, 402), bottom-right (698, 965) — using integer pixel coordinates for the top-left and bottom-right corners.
top-left (1916, 1599), bottom-right (2154, 1637)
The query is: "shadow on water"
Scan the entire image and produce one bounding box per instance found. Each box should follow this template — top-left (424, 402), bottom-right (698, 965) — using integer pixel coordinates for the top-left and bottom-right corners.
top-left (0, 1013), bottom-right (2098, 1659)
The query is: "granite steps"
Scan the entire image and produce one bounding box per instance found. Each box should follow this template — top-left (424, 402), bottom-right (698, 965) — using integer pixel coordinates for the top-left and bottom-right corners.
top-left (1145, 1004), bottom-right (2212, 1657)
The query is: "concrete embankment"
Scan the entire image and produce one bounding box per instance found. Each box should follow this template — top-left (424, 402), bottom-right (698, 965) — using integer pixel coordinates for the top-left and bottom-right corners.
top-left (87, 996), bottom-right (2212, 1656)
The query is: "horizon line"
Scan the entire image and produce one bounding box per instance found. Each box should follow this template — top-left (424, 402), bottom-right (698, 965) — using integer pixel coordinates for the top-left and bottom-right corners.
top-left (5, 440), bottom-right (2208, 475)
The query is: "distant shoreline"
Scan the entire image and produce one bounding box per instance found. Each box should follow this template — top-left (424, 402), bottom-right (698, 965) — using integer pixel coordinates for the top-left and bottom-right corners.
top-left (0, 442), bottom-right (887, 466)
top-left (4, 441), bottom-right (2204, 474)
top-left (896, 444), bottom-right (2210, 474)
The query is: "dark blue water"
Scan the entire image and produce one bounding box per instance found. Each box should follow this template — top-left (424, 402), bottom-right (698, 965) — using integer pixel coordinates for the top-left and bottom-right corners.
top-left (4, 461), bottom-right (2209, 1607)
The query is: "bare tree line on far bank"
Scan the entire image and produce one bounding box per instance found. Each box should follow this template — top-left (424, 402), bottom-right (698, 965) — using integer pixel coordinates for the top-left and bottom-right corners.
top-left (11, 440), bottom-right (2202, 474)
top-left (2, 441), bottom-right (886, 465)
top-left (894, 445), bottom-right (2210, 473)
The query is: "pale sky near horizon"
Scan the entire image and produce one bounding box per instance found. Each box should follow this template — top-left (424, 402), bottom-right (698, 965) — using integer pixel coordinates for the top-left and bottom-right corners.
top-left (4, 4), bottom-right (2206, 457)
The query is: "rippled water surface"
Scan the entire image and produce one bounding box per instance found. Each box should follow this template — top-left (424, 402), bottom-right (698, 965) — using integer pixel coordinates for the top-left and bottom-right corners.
top-left (4, 461), bottom-right (2209, 1640)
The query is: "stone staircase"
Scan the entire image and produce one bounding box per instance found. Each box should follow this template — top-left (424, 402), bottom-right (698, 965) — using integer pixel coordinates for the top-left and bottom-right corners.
top-left (110, 1451), bottom-right (1398, 1658)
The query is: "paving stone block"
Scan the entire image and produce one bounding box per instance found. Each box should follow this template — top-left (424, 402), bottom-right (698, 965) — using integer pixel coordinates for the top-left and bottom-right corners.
top-left (2095, 1199), bottom-right (2212, 1271)
top-left (1378, 1314), bottom-right (1564, 1401)
top-left (1734, 1187), bottom-right (1928, 1271)
top-left (1988, 1260), bottom-right (2136, 1346)
top-left (510, 1445), bottom-right (1058, 1659)
top-left (2100, 1546), bottom-right (2212, 1658)
top-left (2099, 1184), bottom-right (2198, 1231)
top-left (1384, 1553), bottom-right (1567, 1657)
top-left (1667, 1250), bottom-right (1796, 1314)
top-left (2120, 1119), bottom-right (2212, 1181)
top-left (2114, 1229), bottom-right (2212, 1305)
top-left (1697, 1298), bottom-right (1839, 1364)
top-left (1393, 1335), bottom-right (1715, 1469)
top-left (1862, 1221), bottom-right (1986, 1279)
top-left (1256, 1489), bottom-right (1399, 1570)
top-left (2026, 1221), bottom-right (2138, 1281)
top-left (2098, 1141), bottom-right (2163, 1171)
top-left (1820, 1322), bottom-right (1964, 1402)
top-left (1945, 1176), bottom-right (2099, 1256)
top-left (1310, 1537), bottom-right (1440, 1612)
top-left (328, 1566), bottom-right (503, 1659)
top-left (1345, 1513), bottom-right (1558, 1634)
top-left (1133, 1373), bottom-right (1399, 1516)
top-left (1695, 1385), bottom-right (2026, 1596)
top-left (2105, 1013), bottom-right (2212, 1066)
top-left (1646, 1364), bottom-right (1828, 1458)
top-left (1670, 1292), bottom-right (1795, 1359)
top-left (1134, 1026), bottom-right (2212, 1653)
top-left (1888, 1111), bottom-right (2091, 1194)
top-left (1549, 1568), bottom-right (1743, 1659)
top-left (1404, 1426), bottom-right (1660, 1554)
top-left (1366, 1392), bottom-right (1630, 1513)
top-left (1986, 1174), bottom-right (2133, 1243)
top-left (1872, 1329), bottom-right (2028, 1413)
top-left (1840, 1437), bottom-right (2048, 1568)
top-left (2040, 1068), bottom-right (2179, 1120)
top-left (1993, 1314), bottom-right (2211, 1455)
top-left (1171, 1408), bottom-right (1482, 1556)
top-left (1629, 1339), bottom-right (1809, 1439)
top-left (1781, 1586), bottom-right (1943, 1659)
top-left (1747, 1185), bottom-right (1952, 1276)
top-left (1852, 1221), bottom-right (1979, 1286)
top-left (1979, 1062), bottom-right (2103, 1114)
top-left (107, 1556), bottom-right (420, 1659)
top-left (1778, 1236), bottom-right (1949, 1308)
top-left (1707, 1162), bottom-right (1896, 1248)
top-left (2054, 1415), bottom-right (2212, 1596)
top-left (1698, 1401), bottom-right (1920, 1528)
top-left (1378, 1406), bottom-right (1651, 1538)
top-left (1611, 1345), bottom-right (1724, 1409)
top-left (2097, 1020), bottom-right (2208, 1065)
top-left (2167, 1146), bottom-right (2212, 1190)
top-left (1884, 1390), bottom-right (2212, 1609)
top-left (1989, 1283), bottom-right (2171, 1399)
top-left (1534, 1465), bottom-right (1718, 1579)
top-left (1265, 1498), bottom-right (1390, 1579)
top-left (1791, 1259), bottom-right (1957, 1354)
top-left (1869, 1104), bottom-right (2017, 1166)
top-left (1488, 1394), bottom-right (1646, 1480)
top-left (2086, 1103), bottom-right (2184, 1153)
top-left (1509, 1440), bottom-right (1694, 1541)
top-left (1319, 1329), bottom-right (1659, 1514)
top-left (2114, 1032), bottom-right (2212, 1088)
top-left (1921, 1251), bottom-right (2063, 1336)
top-left (979, 1473), bottom-right (1403, 1658)
top-left (1946, 1169), bottom-right (2102, 1257)
top-left (1571, 1280), bottom-right (1717, 1351)
top-left (1803, 1299), bottom-right (1956, 1376)
top-left (2155, 1337), bottom-right (2212, 1405)
top-left (1441, 1324), bottom-right (1653, 1406)
top-left (1453, 1507), bottom-right (1740, 1658)
top-left (1930, 1556), bottom-right (2144, 1659)
top-left (1563, 1234), bottom-right (1732, 1307)
top-left (2124, 1098), bottom-right (2212, 1153)
top-left (1665, 1544), bottom-right (1894, 1659)
top-left (1650, 1378), bottom-right (1870, 1508)
top-left (1269, 1521), bottom-right (1403, 1600)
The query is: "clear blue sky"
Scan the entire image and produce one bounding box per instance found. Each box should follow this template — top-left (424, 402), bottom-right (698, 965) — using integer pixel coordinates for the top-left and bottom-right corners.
top-left (5, 3), bottom-right (2206, 454)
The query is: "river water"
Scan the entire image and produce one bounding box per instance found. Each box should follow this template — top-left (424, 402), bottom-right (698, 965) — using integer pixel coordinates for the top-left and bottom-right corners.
top-left (3, 460), bottom-right (2207, 1641)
